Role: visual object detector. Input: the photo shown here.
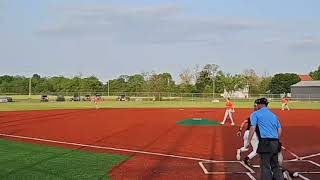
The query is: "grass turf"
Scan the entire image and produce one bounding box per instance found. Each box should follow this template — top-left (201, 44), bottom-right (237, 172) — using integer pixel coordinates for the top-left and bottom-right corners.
top-left (0, 101), bottom-right (320, 111)
top-left (0, 139), bottom-right (128, 180)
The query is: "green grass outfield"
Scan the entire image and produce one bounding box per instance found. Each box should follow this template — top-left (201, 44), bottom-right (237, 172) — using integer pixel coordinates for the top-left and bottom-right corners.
top-left (0, 139), bottom-right (128, 180)
top-left (0, 101), bottom-right (320, 111)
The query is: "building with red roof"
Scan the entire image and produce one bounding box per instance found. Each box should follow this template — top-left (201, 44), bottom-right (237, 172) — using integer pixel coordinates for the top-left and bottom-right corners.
top-left (298, 75), bottom-right (313, 81)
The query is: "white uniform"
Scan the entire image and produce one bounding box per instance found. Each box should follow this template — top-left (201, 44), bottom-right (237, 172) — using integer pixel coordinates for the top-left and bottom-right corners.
top-left (239, 130), bottom-right (259, 159)
top-left (223, 109), bottom-right (234, 122)
top-left (221, 101), bottom-right (235, 125)
top-left (238, 129), bottom-right (284, 166)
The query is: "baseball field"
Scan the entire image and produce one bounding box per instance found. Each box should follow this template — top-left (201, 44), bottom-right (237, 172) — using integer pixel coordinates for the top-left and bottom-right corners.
top-left (0, 101), bottom-right (319, 180)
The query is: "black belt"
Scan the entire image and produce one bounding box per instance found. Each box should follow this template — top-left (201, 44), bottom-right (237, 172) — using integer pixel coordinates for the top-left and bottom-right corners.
top-left (260, 138), bottom-right (279, 141)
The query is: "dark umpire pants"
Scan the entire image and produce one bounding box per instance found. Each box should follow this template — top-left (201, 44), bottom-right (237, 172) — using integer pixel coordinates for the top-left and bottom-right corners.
top-left (258, 139), bottom-right (284, 180)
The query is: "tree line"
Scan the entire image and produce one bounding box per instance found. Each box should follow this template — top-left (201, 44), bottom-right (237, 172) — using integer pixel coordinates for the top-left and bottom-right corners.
top-left (0, 65), bottom-right (319, 95)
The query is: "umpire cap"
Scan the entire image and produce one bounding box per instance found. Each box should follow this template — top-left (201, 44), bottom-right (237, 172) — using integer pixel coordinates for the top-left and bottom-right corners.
top-left (254, 97), bottom-right (269, 106)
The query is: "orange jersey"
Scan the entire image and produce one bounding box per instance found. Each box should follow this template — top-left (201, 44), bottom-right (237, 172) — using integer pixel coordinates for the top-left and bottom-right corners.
top-left (282, 98), bottom-right (288, 104)
top-left (94, 97), bottom-right (102, 103)
top-left (226, 102), bottom-right (234, 110)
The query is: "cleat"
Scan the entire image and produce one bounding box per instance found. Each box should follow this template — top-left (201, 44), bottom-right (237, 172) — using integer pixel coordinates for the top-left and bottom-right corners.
top-left (243, 157), bottom-right (250, 166)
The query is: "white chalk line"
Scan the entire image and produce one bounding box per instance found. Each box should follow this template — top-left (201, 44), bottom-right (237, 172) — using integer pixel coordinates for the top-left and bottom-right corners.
top-left (282, 146), bottom-right (300, 160)
top-left (199, 162), bottom-right (256, 180)
top-left (300, 152), bottom-right (320, 160)
top-left (198, 162), bottom-right (209, 174)
top-left (199, 161), bottom-right (255, 179)
top-left (298, 174), bottom-right (311, 180)
top-left (239, 160), bottom-right (255, 173)
top-left (246, 173), bottom-right (256, 180)
top-left (306, 160), bottom-right (320, 168)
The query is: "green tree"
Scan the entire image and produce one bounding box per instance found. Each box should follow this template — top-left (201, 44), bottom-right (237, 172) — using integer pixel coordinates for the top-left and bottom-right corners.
top-left (242, 69), bottom-right (261, 94)
top-left (269, 73), bottom-right (300, 94)
top-left (179, 69), bottom-right (194, 93)
top-left (309, 65), bottom-right (320, 80)
top-left (80, 76), bottom-right (103, 92)
top-left (194, 64), bottom-right (220, 93)
top-left (218, 73), bottom-right (246, 96)
top-left (195, 70), bottom-right (211, 93)
top-left (108, 77), bottom-right (127, 92)
top-left (126, 74), bottom-right (145, 92)
top-left (258, 77), bottom-right (272, 94)
top-left (148, 73), bottom-right (174, 92)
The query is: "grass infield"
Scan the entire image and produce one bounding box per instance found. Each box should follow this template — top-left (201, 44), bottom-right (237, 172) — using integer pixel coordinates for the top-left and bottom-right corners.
top-left (0, 139), bottom-right (128, 180)
top-left (0, 101), bottom-right (320, 111)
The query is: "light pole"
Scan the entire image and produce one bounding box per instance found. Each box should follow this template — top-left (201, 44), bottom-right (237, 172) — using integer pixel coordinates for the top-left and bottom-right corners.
top-left (28, 77), bottom-right (32, 102)
top-left (212, 76), bottom-right (215, 99)
top-left (212, 70), bottom-right (217, 99)
top-left (107, 80), bottom-right (110, 97)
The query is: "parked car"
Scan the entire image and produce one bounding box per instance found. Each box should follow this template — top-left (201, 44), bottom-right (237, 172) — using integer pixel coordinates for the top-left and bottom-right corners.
top-left (40, 95), bottom-right (49, 102)
top-left (82, 95), bottom-right (91, 101)
top-left (6, 97), bottom-right (13, 102)
top-left (0, 97), bottom-right (12, 103)
top-left (70, 95), bottom-right (81, 101)
top-left (117, 94), bottom-right (130, 101)
top-left (56, 95), bottom-right (65, 102)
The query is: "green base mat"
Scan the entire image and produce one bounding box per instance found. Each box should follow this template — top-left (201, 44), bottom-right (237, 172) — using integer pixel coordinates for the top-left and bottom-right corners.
top-left (176, 119), bottom-right (221, 126)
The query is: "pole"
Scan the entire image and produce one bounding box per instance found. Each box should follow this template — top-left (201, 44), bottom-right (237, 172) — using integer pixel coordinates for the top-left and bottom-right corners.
top-left (28, 77), bottom-right (32, 102)
top-left (108, 80), bottom-right (110, 97)
top-left (212, 75), bottom-right (215, 99)
top-left (212, 77), bottom-right (216, 99)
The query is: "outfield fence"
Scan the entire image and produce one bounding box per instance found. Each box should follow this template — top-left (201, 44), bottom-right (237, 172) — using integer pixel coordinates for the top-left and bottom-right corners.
top-left (0, 92), bottom-right (319, 102)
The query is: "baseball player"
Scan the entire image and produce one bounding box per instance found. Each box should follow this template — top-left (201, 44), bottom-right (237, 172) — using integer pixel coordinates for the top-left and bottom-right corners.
top-left (221, 98), bottom-right (235, 125)
top-left (236, 105), bottom-right (259, 165)
top-left (94, 95), bottom-right (103, 109)
top-left (281, 96), bottom-right (290, 111)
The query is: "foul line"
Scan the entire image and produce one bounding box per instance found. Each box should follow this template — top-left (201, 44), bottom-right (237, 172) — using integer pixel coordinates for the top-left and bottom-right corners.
top-left (0, 133), bottom-right (215, 162)
top-left (298, 174), bottom-right (311, 180)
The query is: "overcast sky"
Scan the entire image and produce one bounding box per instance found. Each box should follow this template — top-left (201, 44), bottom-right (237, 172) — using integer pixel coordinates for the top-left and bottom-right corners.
top-left (0, 0), bottom-right (319, 82)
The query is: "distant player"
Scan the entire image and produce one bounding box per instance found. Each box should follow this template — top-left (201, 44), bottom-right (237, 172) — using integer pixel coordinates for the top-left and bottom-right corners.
top-left (281, 96), bottom-right (290, 111)
top-left (236, 104), bottom-right (259, 165)
top-left (221, 98), bottom-right (235, 125)
top-left (94, 95), bottom-right (103, 109)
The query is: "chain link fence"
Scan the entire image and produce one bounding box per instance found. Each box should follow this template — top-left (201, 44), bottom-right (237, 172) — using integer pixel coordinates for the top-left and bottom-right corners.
top-left (0, 92), bottom-right (319, 102)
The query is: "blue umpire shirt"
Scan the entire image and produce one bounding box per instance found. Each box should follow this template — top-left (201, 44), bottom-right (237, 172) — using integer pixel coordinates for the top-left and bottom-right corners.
top-left (251, 107), bottom-right (281, 139)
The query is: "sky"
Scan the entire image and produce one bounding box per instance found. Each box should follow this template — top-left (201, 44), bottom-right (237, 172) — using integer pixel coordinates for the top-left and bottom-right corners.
top-left (0, 0), bottom-right (319, 82)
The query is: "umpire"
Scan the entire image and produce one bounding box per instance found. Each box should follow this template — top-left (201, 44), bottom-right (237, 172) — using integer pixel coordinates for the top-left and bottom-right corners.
top-left (248, 98), bottom-right (284, 180)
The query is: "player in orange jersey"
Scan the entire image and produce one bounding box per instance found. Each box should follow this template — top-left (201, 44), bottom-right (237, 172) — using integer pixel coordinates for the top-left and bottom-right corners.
top-left (221, 98), bottom-right (235, 125)
top-left (94, 95), bottom-right (103, 109)
top-left (281, 96), bottom-right (290, 111)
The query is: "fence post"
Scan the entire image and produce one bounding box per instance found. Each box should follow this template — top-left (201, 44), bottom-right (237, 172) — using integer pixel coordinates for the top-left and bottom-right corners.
top-left (309, 94), bottom-right (311, 102)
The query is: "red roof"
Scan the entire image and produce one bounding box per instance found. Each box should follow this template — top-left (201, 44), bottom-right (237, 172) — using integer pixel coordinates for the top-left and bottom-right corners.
top-left (298, 75), bottom-right (313, 81)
